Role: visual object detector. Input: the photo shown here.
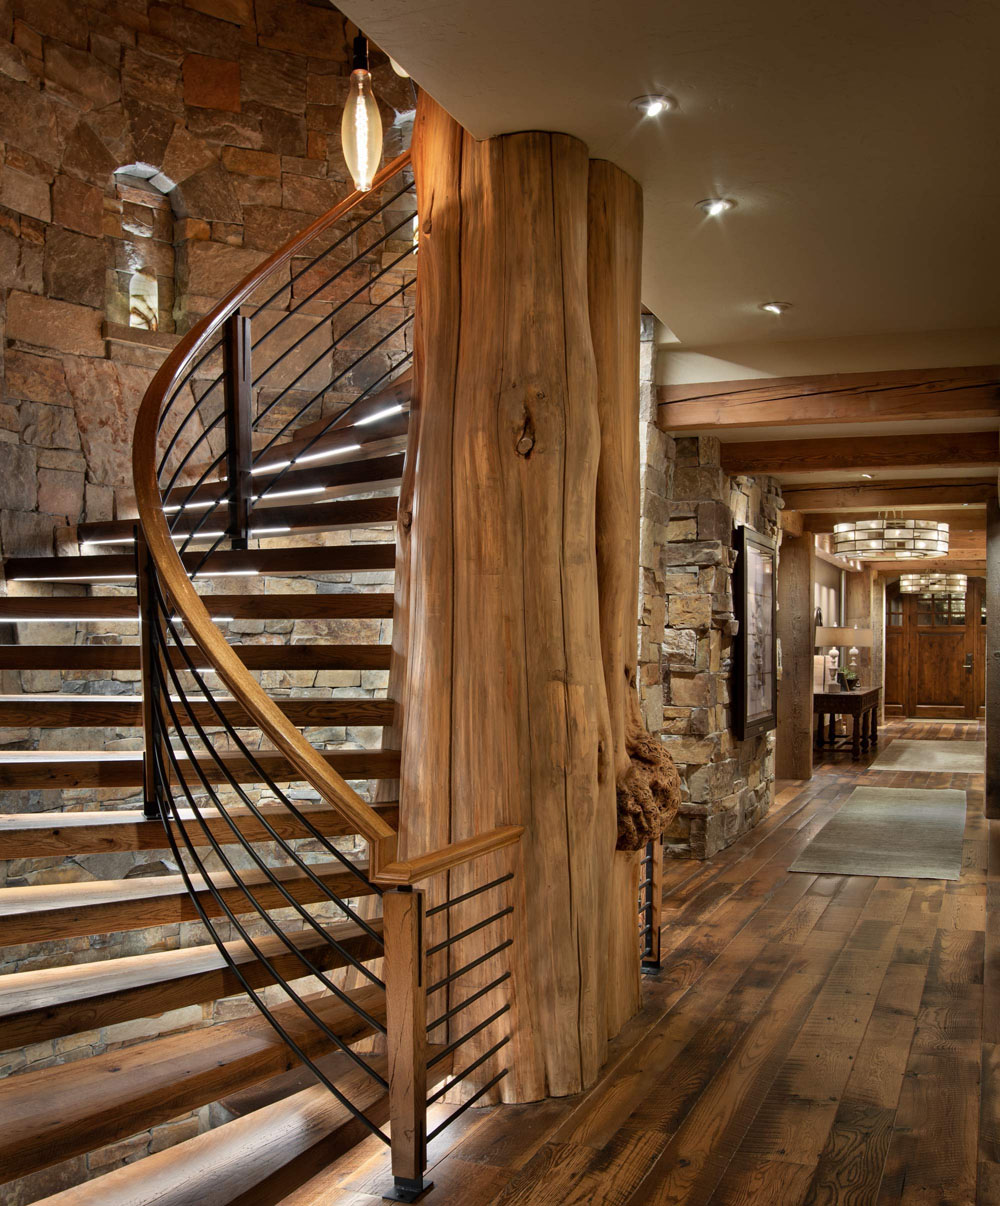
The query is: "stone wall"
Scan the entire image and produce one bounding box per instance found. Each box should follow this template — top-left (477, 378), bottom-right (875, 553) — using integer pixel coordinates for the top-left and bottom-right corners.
top-left (0, 3), bottom-right (412, 1201)
top-left (638, 318), bottom-right (780, 859)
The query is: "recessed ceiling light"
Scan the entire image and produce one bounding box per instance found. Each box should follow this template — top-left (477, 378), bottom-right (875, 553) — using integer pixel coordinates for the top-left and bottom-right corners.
top-left (759, 301), bottom-right (792, 315)
top-left (696, 198), bottom-right (735, 217)
top-left (630, 94), bottom-right (676, 117)
top-left (861, 473), bottom-right (874, 479)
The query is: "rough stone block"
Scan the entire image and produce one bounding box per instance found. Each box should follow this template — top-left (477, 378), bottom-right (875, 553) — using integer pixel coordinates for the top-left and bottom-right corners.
top-left (37, 468), bottom-right (84, 519)
top-left (0, 166), bottom-right (50, 221)
top-left (668, 593), bottom-right (711, 630)
top-left (669, 671), bottom-right (713, 708)
top-left (43, 227), bottom-right (105, 309)
top-left (221, 146), bottom-right (280, 178)
top-left (666, 518), bottom-right (696, 542)
top-left (0, 443), bottom-right (37, 511)
top-left (241, 44), bottom-right (306, 113)
top-left (663, 540), bottom-right (724, 568)
top-left (7, 291), bottom-right (103, 356)
top-left (673, 466), bottom-right (727, 502)
top-left (184, 0), bottom-right (253, 25)
top-left (183, 53), bottom-right (240, 111)
top-left (661, 627), bottom-right (697, 668)
top-left (52, 173), bottom-right (104, 237)
top-left (20, 401), bottom-right (81, 450)
top-left (44, 40), bottom-right (119, 108)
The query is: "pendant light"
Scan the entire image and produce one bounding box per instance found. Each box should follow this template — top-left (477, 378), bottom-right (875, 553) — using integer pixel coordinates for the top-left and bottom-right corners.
top-left (342, 35), bottom-right (383, 192)
top-left (832, 517), bottom-right (949, 560)
top-left (899, 572), bottom-right (968, 595)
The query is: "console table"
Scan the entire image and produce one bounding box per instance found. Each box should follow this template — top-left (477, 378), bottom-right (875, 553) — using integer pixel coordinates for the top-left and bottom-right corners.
top-left (814, 686), bottom-right (881, 760)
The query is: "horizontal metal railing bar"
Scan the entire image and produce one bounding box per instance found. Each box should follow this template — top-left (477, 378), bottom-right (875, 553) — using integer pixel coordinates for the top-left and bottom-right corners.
top-left (425, 908), bottom-right (513, 958)
top-left (426, 1005), bottom-right (511, 1069)
top-left (426, 940), bottom-right (513, 997)
top-left (426, 972), bottom-right (511, 1033)
top-left (426, 1036), bottom-right (511, 1107)
top-left (427, 1069), bottom-right (510, 1141)
top-left (424, 874), bottom-right (514, 919)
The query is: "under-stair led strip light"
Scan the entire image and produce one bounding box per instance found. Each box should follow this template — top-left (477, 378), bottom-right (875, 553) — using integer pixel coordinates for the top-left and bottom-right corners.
top-left (292, 443), bottom-right (362, 466)
top-left (354, 404), bottom-right (404, 427)
top-left (251, 486), bottom-right (325, 501)
top-left (164, 500), bottom-right (217, 513)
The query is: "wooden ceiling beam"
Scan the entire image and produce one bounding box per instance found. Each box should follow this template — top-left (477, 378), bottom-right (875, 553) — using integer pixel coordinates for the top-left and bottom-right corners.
top-left (721, 430), bottom-right (998, 475)
top-left (801, 508), bottom-right (988, 532)
top-left (781, 479), bottom-right (998, 512)
top-left (657, 365), bottom-right (1000, 431)
top-left (871, 557), bottom-right (987, 575)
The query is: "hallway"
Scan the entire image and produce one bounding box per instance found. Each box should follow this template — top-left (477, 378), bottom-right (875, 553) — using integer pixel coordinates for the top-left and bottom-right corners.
top-left (302, 718), bottom-right (993, 1205)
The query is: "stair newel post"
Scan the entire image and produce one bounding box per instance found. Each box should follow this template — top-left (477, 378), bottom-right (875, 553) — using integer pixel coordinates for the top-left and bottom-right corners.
top-left (382, 885), bottom-right (431, 1201)
top-left (134, 525), bottom-right (163, 821)
top-left (223, 312), bottom-right (254, 551)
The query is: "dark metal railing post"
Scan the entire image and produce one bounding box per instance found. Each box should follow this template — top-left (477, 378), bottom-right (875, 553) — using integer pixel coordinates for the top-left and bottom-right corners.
top-left (383, 886), bottom-right (431, 1202)
top-left (135, 524), bottom-right (163, 820)
top-left (640, 838), bottom-right (664, 970)
top-left (223, 312), bottom-right (253, 550)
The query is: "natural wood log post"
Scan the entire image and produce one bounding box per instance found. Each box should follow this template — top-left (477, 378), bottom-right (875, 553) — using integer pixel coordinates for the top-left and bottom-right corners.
top-left (401, 93), bottom-right (617, 1100)
top-left (776, 533), bottom-right (815, 779)
top-left (587, 159), bottom-right (680, 1035)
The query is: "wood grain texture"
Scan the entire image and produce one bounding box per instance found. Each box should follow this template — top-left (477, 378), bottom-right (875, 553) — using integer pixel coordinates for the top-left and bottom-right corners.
top-left (781, 478), bottom-right (998, 512)
top-left (657, 365), bottom-right (1000, 431)
top-left (987, 499), bottom-right (1000, 818)
top-left (722, 430), bottom-right (999, 475)
top-left (0, 694), bottom-right (394, 728)
top-left (0, 642), bottom-right (393, 671)
top-left (403, 95), bottom-right (616, 1100)
top-left (776, 533), bottom-right (814, 779)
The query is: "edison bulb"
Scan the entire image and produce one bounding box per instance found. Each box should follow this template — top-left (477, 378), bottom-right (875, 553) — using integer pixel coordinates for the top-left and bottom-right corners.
top-left (342, 67), bottom-right (382, 192)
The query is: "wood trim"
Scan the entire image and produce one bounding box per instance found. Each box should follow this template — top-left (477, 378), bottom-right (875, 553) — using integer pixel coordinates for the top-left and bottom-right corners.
top-left (657, 365), bottom-right (1000, 431)
top-left (721, 430), bottom-right (999, 475)
top-left (373, 826), bottom-right (525, 887)
top-left (802, 509), bottom-right (988, 532)
top-left (383, 889), bottom-right (427, 1182)
top-left (0, 644), bottom-right (393, 671)
top-left (131, 157), bottom-right (412, 852)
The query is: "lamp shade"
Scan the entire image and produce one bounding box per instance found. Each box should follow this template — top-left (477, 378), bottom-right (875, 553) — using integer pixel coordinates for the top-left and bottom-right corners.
top-left (815, 625), bottom-right (874, 647)
top-left (832, 518), bottom-right (948, 559)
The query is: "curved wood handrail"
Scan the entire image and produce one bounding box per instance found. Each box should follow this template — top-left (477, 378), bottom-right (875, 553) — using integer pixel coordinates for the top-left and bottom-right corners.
top-left (133, 153), bottom-right (412, 857)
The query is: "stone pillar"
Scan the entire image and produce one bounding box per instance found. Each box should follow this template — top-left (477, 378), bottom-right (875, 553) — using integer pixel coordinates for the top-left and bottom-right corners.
top-left (776, 533), bottom-right (815, 779)
top-left (987, 498), bottom-right (1000, 817)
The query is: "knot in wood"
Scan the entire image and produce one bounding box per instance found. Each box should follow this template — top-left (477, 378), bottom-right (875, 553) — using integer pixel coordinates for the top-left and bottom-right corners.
top-left (515, 408), bottom-right (536, 458)
top-left (399, 508), bottom-right (413, 533)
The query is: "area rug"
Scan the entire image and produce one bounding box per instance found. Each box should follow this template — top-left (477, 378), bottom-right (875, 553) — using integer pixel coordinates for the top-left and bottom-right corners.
top-left (789, 786), bottom-right (967, 880)
top-left (867, 739), bottom-right (984, 774)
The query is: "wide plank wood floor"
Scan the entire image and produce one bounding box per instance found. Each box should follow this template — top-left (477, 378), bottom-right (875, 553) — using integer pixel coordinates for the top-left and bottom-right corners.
top-left (286, 718), bottom-right (994, 1205)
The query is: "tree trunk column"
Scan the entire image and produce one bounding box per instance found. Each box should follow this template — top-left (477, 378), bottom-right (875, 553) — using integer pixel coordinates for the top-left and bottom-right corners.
top-left (402, 94), bottom-right (616, 1100)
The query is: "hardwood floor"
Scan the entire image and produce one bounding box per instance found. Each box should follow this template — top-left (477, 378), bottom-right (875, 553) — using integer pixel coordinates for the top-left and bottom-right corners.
top-left (282, 719), bottom-right (993, 1205)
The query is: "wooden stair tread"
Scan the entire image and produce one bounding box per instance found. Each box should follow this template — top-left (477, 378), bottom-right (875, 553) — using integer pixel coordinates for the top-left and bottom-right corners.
top-left (0, 917), bottom-right (384, 1050)
top-left (0, 642), bottom-right (394, 671)
top-left (77, 494), bottom-right (400, 546)
top-left (33, 1051), bottom-right (457, 1206)
top-left (0, 593), bottom-right (394, 620)
top-left (0, 746), bottom-right (401, 789)
top-left (0, 692), bottom-right (394, 728)
top-left (0, 858), bottom-right (377, 946)
top-left (4, 544), bottom-right (396, 582)
top-left (0, 800), bottom-right (400, 857)
top-left (0, 982), bottom-right (387, 1183)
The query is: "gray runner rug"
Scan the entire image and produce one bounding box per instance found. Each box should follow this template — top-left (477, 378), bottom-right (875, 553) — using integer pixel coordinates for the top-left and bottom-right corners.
top-left (789, 786), bottom-right (966, 880)
top-left (867, 739), bottom-right (984, 774)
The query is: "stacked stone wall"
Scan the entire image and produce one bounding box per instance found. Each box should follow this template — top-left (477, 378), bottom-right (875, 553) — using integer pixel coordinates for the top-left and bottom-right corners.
top-left (638, 319), bottom-right (781, 859)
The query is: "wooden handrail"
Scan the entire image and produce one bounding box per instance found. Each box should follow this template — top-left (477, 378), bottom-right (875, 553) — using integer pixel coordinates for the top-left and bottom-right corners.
top-left (132, 153), bottom-right (411, 854)
top-left (372, 826), bottom-right (525, 886)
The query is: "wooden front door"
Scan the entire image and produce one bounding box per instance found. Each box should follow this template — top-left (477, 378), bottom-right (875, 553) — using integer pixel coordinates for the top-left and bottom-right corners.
top-left (884, 577), bottom-right (986, 718)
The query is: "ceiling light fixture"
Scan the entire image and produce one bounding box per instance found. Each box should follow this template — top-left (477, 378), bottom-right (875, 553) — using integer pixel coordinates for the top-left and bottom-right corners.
top-left (759, 301), bottom-right (792, 315)
top-left (630, 94), bottom-right (676, 117)
top-left (900, 572), bottom-right (967, 595)
top-left (342, 35), bottom-right (383, 192)
top-left (696, 198), bottom-right (735, 217)
top-left (832, 518), bottom-right (949, 560)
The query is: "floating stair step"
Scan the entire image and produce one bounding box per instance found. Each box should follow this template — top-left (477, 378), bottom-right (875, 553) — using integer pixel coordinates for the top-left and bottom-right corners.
top-left (32, 1050), bottom-right (456, 1206)
top-left (0, 858), bottom-right (377, 946)
top-left (0, 747), bottom-right (401, 790)
top-left (163, 452), bottom-right (405, 511)
top-left (0, 981), bottom-right (387, 1182)
top-left (0, 693), bottom-right (394, 728)
top-left (0, 799), bottom-right (399, 858)
top-left (78, 495), bottom-right (399, 546)
top-left (4, 543), bottom-right (396, 583)
top-left (0, 641), bottom-right (392, 671)
top-left (0, 593), bottom-right (394, 622)
top-left (0, 916), bottom-right (385, 1049)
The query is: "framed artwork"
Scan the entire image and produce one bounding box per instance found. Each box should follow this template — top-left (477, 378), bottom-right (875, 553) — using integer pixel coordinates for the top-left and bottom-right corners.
top-left (732, 525), bottom-right (778, 740)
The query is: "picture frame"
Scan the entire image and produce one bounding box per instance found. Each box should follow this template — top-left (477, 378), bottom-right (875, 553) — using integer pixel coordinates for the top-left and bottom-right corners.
top-left (732, 525), bottom-right (778, 740)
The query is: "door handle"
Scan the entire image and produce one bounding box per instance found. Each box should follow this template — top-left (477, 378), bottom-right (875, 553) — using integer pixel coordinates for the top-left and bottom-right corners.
top-left (965, 654), bottom-right (973, 671)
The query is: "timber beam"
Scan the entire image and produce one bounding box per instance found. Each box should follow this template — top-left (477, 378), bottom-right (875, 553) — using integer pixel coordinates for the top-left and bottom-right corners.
top-left (870, 557), bottom-right (987, 575)
top-left (781, 478), bottom-right (998, 512)
top-left (657, 365), bottom-right (1000, 432)
top-left (801, 508), bottom-right (988, 532)
top-left (721, 430), bottom-right (998, 476)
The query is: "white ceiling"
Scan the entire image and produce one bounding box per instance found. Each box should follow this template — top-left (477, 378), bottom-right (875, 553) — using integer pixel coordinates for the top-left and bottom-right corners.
top-left (337, 0), bottom-right (1000, 348)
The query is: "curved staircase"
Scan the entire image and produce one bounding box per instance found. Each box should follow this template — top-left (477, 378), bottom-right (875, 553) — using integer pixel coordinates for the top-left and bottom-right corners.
top-left (0, 152), bottom-right (521, 1205)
